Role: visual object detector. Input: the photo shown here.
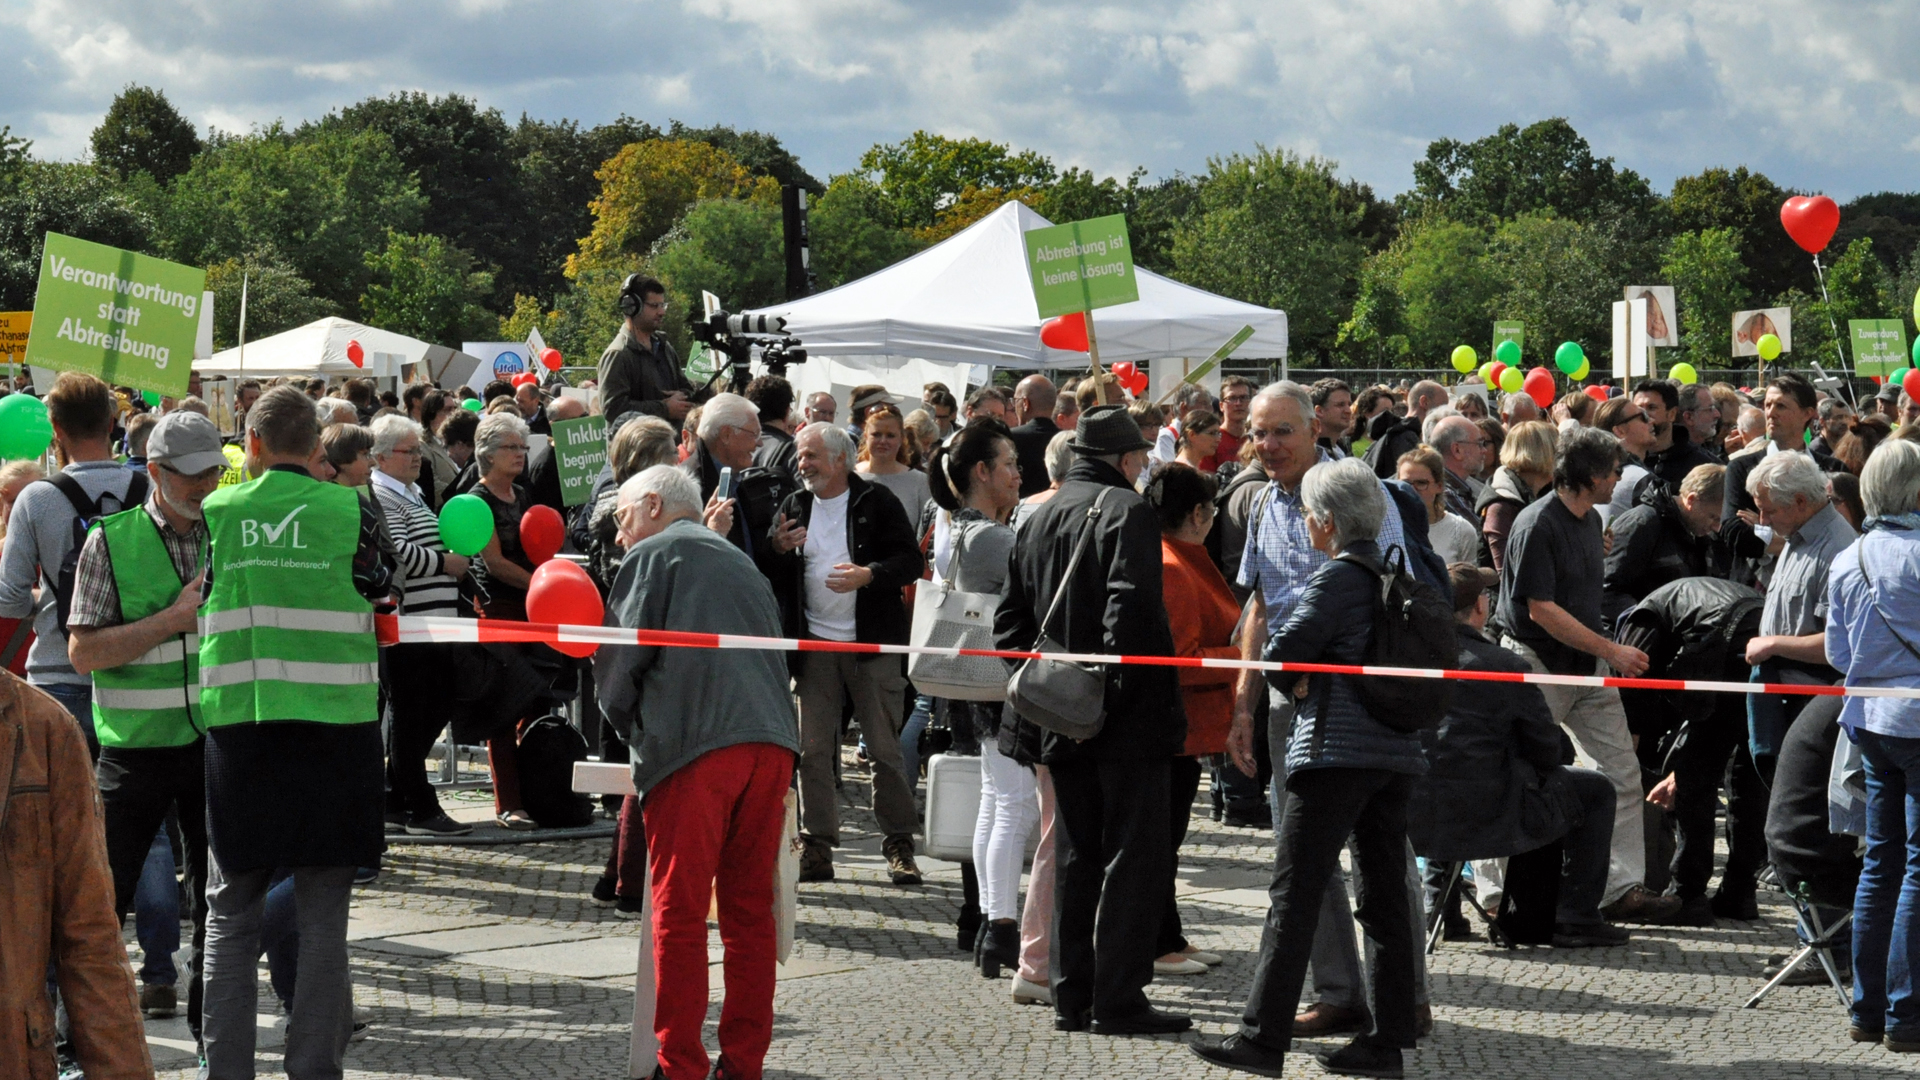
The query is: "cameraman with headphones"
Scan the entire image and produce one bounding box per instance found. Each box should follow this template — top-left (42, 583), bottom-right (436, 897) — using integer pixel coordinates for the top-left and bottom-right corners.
top-left (599, 274), bottom-right (694, 428)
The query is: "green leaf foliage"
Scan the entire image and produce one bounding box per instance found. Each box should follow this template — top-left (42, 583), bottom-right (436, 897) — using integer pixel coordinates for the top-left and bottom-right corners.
top-left (91, 85), bottom-right (202, 185)
top-left (0, 161), bottom-right (154, 311)
top-left (360, 231), bottom-right (497, 345)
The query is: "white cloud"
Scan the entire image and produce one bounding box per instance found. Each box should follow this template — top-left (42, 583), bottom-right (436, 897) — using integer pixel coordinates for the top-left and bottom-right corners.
top-left (2, 0), bottom-right (1917, 199)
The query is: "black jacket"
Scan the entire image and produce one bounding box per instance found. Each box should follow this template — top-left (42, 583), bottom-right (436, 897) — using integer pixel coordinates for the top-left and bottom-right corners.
top-left (993, 459), bottom-right (1186, 763)
top-left (1602, 484), bottom-right (1723, 625)
top-left (1007, 417), bottom-right (1061, 498)
top-left (1363, 415), bottom-right (1421, 479)
top-left (680, 441), bottom-right (795, 585)
top-left (1406, 625), bottom-right (1581, 861)
top-left (1644, 425), bottom-right (1717, 491)
top-left (597, 327), bottom-right (693, 428)
top-left (753, 427), bottom-right (798, 482)
top-left (1612, 577), bottom-right (1762, 682)
top-left (768, 471), bottom-right (922, 645)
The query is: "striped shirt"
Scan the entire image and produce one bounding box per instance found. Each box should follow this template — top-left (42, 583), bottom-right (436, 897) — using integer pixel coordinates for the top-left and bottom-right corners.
top-left (371, 470), bottom-right (465, 616)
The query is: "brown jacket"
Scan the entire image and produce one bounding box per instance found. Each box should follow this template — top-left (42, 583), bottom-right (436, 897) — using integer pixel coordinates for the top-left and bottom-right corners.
top-left (0, 673), bottom-right (151, 1080)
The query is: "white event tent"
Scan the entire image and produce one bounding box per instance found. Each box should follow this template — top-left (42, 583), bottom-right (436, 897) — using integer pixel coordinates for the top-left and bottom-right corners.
top-left (742, 200), bottom-right (1287, 402)
top-left (194, 317), bottom-right (479, 384)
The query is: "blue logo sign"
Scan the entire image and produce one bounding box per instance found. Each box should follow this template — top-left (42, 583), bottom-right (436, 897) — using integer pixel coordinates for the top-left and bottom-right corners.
top-left (491, 350), bottom-right (526, 378)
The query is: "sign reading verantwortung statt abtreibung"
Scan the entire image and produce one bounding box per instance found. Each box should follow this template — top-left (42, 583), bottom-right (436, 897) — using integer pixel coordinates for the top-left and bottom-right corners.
top-left (24, 232), bottom-right (205, 398)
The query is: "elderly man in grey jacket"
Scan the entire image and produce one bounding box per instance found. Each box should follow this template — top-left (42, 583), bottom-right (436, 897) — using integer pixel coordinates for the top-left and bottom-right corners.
top-left (596, 464), bottom-right (800, 1080)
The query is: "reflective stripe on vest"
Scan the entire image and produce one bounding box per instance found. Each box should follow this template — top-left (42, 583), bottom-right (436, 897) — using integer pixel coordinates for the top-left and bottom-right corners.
top-left (199, 471), bottom-right (377, 728)
top-left (90, 507), bottom-right (205, 748)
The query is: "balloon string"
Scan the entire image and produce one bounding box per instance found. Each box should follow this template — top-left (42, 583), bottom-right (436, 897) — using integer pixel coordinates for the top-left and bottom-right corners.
top-left (1812, 252), bottom-right (1855, 401)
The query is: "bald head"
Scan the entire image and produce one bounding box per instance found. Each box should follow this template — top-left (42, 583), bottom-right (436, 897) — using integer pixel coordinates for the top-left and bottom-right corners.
top-left (1409, 381), bottom-right (1448, 419)
top-left (548, 396), bottom-right (587, 422)
top-left (1014, 375), bottom-right (1057, 424)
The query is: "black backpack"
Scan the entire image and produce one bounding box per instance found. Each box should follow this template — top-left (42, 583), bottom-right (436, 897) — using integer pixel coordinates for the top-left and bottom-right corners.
top-left (1335, 546), bottom-right (1457, 734)
top-left (45, 471), bottom-right (149, 629)
top-left (513, 714), bottom-right (595, 829)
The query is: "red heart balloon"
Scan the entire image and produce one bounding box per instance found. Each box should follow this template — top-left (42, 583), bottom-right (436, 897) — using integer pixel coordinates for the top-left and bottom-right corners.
top-left (540, 347), bottom-right (563, 372)
top-left (1112, 361), bottom-right (1136, 379)
top-left (1780, 195), bottom-right (1840, 254)
top-left (512, 372), bottom-right (538, 388)
top-left (526, 559), bottom-right (603, 657)
top-left (1584, 385), bottom-right (1609, 403)
top-left (519, 504), bottom-right (565, 566)
top-left (346, 340), bottom-right (365, 368)
top-left (1039, 313), bottom-right (1089, 352)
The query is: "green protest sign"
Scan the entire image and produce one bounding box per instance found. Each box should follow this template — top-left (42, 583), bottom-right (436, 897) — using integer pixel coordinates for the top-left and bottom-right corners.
top-left (1023, 214), bottom-right (1137, 319)
top-left (1849, 319), bottom-right (1907, 377)
top-left (24, 233), bottom-right (205, 398)
top-left (1493, 321), bottom-right (1524, 352)
top-left (552, 414), bottom-right (610, 508)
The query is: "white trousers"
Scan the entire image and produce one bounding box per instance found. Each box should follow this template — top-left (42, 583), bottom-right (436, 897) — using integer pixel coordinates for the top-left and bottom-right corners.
top-left (974, 740), bottom-right (1040, 920)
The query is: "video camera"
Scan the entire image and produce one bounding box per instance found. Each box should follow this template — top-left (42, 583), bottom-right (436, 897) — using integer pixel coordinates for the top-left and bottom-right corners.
top-left (689, 309), bottom-right (807, 392)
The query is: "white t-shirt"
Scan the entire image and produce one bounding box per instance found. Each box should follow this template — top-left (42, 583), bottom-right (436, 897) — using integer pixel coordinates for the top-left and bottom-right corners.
top-left (803, 489), bottom-right (858, 641)
top-left (1429, 511), bottom-right (1481, 567)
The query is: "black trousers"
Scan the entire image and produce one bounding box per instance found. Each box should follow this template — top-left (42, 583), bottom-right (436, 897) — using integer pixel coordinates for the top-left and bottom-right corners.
top-left (1242, 766), bottom-right (1416, 1051)
top-left (1158, 755), bottom-right (1204, 956)
top-left (1671, 695), bottom-right (1768, 899)
top-left (1213, 693), bottom-right (1271, 815)
top-left (97, 741), bottom-right (209, 1039)
top-left (384, 642), bottom-right (452, 819)
top-left (1050, 755), bottom-right (1171, 1022)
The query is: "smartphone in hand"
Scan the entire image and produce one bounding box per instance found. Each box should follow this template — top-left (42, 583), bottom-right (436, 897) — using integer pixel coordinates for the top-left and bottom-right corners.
top-left (716, 466), bottom-right (735, 502)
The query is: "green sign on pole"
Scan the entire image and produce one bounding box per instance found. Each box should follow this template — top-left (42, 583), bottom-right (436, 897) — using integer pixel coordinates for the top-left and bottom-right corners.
top-left (1023, 214), bottom-right (1138, 319)
top-left (24, 233), bottom-right (205, 398)
top-left (1493, 321), bottom-right (1525, 356)
top-left (1849, 319), bottom-right (1907, 377)
top-left (552, 414), bottom-right (610, 508)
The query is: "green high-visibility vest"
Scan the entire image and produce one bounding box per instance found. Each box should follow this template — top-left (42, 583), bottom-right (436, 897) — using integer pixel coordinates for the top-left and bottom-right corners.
top-left (89, 507), bottom-right (206, 748)
top-left (199, 469), bottom-right (377, 728)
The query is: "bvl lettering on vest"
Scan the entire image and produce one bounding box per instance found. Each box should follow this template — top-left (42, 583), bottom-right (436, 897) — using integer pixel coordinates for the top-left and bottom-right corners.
top-left (241, 505), bottom-right (309, 548)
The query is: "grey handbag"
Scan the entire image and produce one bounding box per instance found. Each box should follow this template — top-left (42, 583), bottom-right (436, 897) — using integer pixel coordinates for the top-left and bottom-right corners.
top-left (907, 527), bottom-right (1008, 701)
top-left (1006, 488), bottom-right (1113, 740)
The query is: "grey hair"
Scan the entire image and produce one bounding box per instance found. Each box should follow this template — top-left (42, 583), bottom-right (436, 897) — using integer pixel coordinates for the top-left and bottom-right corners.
top-left (617, 464), bottom-right (702, 521)
top-left (1420, 405), bottom-right (1460, 444)
top-left (474, 412), bottom-right (531, 475)
top-left (317, 398), bottom-right (358, 425)
top-left (697, 392), bottom-right (758, 443)
top-left (1860, 438), bottom-right (1920, 518)
top-left (1429, 415), bottom-right (1478, 457)
top-left (801, 422), bottom-right (856, 469)
top-left (1044, 428), bottom-right (1075, 483)
top-left (1737, 404), bottom-right (1765, 438)
top-left (1252, 380), bottom-right (1314, 427)
top-left (609, 415), bottom-right (677, 482)
top-left (1174, 383), bottom-right (1214, 411)
top-left (1817, 396), bottom-right (1853, 421)
top-left (369, 413), bottom-right (424, 460)
top-left (1747, 450), bottom-right (1828, 507)
top-left (1300, 458), bottom-right (1386, 551)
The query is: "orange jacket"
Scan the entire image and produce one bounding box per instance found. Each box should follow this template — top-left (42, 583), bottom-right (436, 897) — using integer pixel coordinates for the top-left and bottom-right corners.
top-left (1161, 536), bottom-right (1241, 756)
top-left (0, 673), bottom-right (152, 1080)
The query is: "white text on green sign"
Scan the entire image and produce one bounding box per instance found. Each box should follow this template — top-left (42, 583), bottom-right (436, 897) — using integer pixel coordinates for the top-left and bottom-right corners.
top-left (24, 233), bottom-right (205, 398)
top-left (1024, 214), bottom-right (1138, 319)
top-left (553, 415), bottom-right (611, 508)
top-left (1849, 319), bottom-right (1907, 377)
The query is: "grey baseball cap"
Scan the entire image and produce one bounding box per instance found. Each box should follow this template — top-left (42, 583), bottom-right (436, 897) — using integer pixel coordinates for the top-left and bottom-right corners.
top-left (148, 411), bottom-right (228, 474)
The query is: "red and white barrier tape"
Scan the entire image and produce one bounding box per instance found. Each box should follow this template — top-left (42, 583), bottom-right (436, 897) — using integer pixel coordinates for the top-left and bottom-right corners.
top-left (376, 614), bottom-right (1916, 701)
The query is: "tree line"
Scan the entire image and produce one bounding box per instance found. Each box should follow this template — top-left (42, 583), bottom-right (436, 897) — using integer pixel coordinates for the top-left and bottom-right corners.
top-left (4, 87), bottom-right (1917, 373)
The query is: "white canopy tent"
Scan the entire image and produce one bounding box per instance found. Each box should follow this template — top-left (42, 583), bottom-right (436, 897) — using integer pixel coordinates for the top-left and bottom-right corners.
top-left (194, 317), bottom-right (480, 385)
top-left (743, 201), bottom-right (1287, 399)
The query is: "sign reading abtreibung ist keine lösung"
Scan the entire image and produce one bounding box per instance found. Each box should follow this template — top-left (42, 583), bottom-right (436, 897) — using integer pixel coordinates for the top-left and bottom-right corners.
top-left (1023, 214), bottom-right (1138, 319)
top-left (24, 232), bottom-right (205, 398)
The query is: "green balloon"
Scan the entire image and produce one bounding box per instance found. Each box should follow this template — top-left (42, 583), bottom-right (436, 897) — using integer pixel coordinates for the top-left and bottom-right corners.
top-left (141, 390), bottom-right (161, 407)
top-left (461, 397), bottom-right (483, 412)
top-left (1892, 366), bottom-right (1913, 391)
top-left (1553, 341), bottom-right (1585, 375)
top-left (0, 393), bottom-right (53, 460)
top-left (1493, 338), bottom-right (1521, 366)
top-left (1911, 336), bottom-right (1920, 367)
top-left (437, 493), bottom-right (495, 557)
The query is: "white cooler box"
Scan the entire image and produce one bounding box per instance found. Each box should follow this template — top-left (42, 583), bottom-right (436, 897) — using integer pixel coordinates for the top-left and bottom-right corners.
top-left (923, 753), bottom-right (1041, 863)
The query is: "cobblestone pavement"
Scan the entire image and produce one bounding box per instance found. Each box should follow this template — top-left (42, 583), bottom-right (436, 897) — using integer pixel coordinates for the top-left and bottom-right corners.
top-left (144, 758), bottom-right (1900, 1079)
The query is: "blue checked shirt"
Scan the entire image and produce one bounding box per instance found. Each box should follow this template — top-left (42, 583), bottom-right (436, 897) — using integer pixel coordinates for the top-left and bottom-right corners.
top-left (1238, 450), bottom-right (1406, 634)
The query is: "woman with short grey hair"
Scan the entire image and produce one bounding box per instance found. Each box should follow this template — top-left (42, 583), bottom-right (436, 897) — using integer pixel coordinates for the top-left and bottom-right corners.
top-left (474, 412), bottom-right (532, 478)
top-left (471, 410), bottom-right (539, 830)
top-left (1196, 456), bottom-right (1425, 1077)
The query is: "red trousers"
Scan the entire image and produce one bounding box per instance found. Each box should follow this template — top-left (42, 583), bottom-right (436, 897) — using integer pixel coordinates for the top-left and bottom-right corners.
top-left (642, 741), bottom-right (794, 1080)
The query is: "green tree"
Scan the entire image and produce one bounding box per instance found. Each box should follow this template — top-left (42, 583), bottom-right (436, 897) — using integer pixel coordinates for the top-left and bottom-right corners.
top-left (506, 114), bottom-right (662, 306)
top-left (1484, 212), bottom-right (1650, 361)
top-left (568, 139), bottom-right (777, 278)
top-left (1335, 258), bottom-right (1411, 367)
top-left (1388, 217), bottom-right (1501, 364)
top-left (1406, 118), bottom-right (1656, 226)
top-left (856, 132), bottom-right (1055, 231)
top-left (1659, 228), bottom-right (1749, 371)
top-left (1785, 237), bottom-right (1892, 372)
top-left (1171, 147), bottom-right (1371, 360)
top-left (651, 199), bottom-right (786, 321)
top-left (159, 123), bottom-right (425, 312)
top-left (0, 161), bottom-right (155, 311)
top-left (1668, 167), bottom-right (1808, 303)
top-left (360, 231), bottom-right (497, 344)
top-left (203, 246), bottom-right (330, 350)
top-left (667, 121), bottom-right (821, 193)
top-left (90, 85), bottom-right (202, 185)
top-left (1835, 192), bottom-right (1920, 277)
top-left (808, 175), bottom-right (924, 289)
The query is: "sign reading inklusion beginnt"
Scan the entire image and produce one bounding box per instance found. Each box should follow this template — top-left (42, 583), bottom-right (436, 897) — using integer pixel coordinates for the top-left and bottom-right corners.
top-left (25, 233), bottom-right (205, 398)
top-left (1023, 214), bottom-right (1138, 319)
top-left (553, 415), bottom-right (610, 508)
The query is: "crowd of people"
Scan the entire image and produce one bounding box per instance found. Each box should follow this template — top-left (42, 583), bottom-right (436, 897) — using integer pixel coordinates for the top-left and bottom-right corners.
top-left (6, 278), bottom-right (1920, 1080)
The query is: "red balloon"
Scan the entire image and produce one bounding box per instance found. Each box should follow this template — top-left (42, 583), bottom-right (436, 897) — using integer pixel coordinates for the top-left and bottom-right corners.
top-left (1523, 367), bottom-right (1556, 410)
top-left (1039, 313), bottom-right (1089, 352)
top-left (1780, 195), bottom-right (1840, 254)
top-left (1904, 367), bottom-right (1920, 403)
top-left (1485, 361), bottom-right (1506, 389)
top-left (540, 347), bottom-right (563, 372)
top-left (345, 339), bottom-right (365, 368)
top-left (526, 560), bottom-right (603, 658)
top-left (512, 371), bottom-right (539, 388)
top-left (1583, 385), bottom-right (1609, 403)
top-left (519, 504), bottom-right (565, 566)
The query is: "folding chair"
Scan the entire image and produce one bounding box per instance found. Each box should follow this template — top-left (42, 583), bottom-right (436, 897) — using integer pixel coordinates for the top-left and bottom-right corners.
top-left (1744, 880), bottom-right (1851, 1010)
top-left (1424, 860), bottom-right (1514, 955)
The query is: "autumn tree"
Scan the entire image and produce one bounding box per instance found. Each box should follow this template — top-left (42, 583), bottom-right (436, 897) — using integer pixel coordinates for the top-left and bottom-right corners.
top-left (567, 139), bottom-right (778, 278)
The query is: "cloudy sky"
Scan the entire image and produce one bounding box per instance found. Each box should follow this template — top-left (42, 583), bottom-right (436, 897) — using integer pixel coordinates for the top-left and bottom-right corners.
top-left (5, 0), bottom-right (1917, 199)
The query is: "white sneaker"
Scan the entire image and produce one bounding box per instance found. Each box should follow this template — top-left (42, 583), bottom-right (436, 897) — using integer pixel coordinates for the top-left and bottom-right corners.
top-left (1184, 948), bottom-right (1225, 966)
top-left (1154, 956), bottom-right (1209, 975)
top-left (1012, 976), bottom-right (1051, 1005)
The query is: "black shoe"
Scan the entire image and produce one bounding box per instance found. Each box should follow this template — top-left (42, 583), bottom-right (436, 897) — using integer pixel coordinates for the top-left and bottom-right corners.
top-left (979, 921), bottom-right (1020, 979)
top-left (353, 866), bottom-right (378, 885)
top-left (1191, 1033), bottom-right (1288, 1077)
top-left (613, 896), bottom-right (646, 920)
top-left (1441, 915), bottom-right (1474, 941)
top-left (1552, 921), bottom-right (1631, 947)
top-left (1673, 896), bottom-right (1716, 928)
top-left (1209, 805), bottom-right (1224, 822)
top-left (1316, 1036), bottom-right (1403, 1078)
top-left (1056, 1008), bottom-right (1091, 1032)
top-left (1710, 889), bottom-right (1760, 921)
top-left (405, 812), bottom-right (473, 836)
top-left (1223, 808), bottom-right (1274, 830)
top-left (383, 811), bottom-right (408, 834)
top-left (956, 906), bottom-right (982, 953)
top-left (590, 875), bottom-right (618, 907)
top-left (1090, 1007), bottom-right (1192, 1036)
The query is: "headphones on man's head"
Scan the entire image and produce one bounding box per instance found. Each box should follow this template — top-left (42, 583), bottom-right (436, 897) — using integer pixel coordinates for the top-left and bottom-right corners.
top-left (617, 274), bottom-right (644, 318)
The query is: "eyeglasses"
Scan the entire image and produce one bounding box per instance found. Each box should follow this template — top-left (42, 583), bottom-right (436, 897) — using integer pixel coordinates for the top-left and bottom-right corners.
top-left (1623, 412), bottom-right (1649, 425)
top-left (498, 443), bottom-right (529, 453)
top-left (157, 462), bottom-right (225, 483)
top-left (392, 446), bottom-right (424, 458)
top-left (1223, 394), bottom-right (1252, 405)
top-left (1477, 438), bottom-right (1493, 448)
top-left (642, 300), bottom-right (668, 312)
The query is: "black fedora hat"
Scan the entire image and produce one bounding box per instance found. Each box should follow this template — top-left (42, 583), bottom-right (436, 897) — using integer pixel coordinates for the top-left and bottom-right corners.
top-left (1070, 403), bottom-right (1153, 455)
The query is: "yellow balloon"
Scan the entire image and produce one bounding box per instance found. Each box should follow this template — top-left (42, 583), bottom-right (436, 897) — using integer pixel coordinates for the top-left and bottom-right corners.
top-left (1756, 333), bottom-right (1782, 362)
top-left (1571, 359), bottom-right (1590, 381)
top-left (1669, 362), bottom-right (1698, 385)
top-left (1498, 366), bottom-right (1524, 394)
top-left (1450, 345), bottom-right (1477, 374)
